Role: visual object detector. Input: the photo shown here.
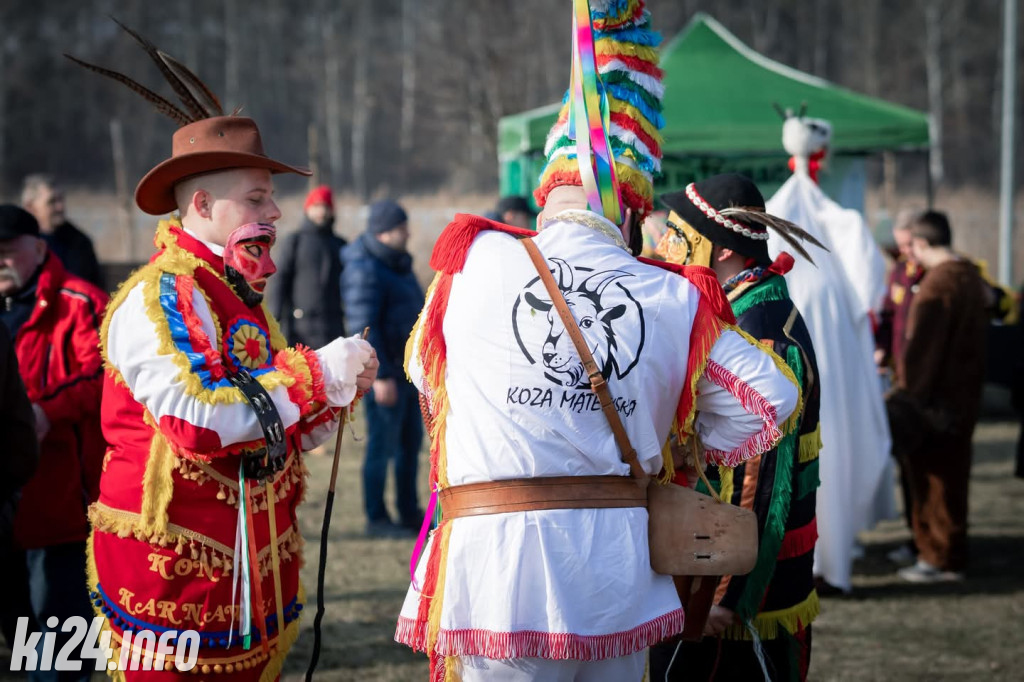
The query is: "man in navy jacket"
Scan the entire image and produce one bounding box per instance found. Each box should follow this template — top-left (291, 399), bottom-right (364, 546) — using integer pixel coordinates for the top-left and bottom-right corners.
top-left (342, 200), bottom-right (425, 536)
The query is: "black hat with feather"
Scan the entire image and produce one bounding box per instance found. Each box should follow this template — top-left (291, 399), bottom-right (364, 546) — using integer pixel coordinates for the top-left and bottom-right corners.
top-left (660, 173), bottom-right (823, 266)
top-left (67, 19), bottom-right (310, 215)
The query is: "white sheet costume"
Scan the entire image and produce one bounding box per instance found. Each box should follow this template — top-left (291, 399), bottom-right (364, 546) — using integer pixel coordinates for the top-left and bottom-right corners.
top-left (395, 211), bottom-right (800, 679)
top-left (767, 172), bottom-right (894, 591)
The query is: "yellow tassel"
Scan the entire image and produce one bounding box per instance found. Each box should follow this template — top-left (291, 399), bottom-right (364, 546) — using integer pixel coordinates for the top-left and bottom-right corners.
top-left (444, 656), bottom-right (462, 682)
top-left (139, 433), bottom-right (176, 537)
top-left (426, 523), bottom-right (454, 652)
top-left (798, 424), bottom-right (822, 463)
top-left (717, 465), bottom-right (735, 503)
top-left (657, 434), bottom-right (675, 484)
top-left (405, 273), bottom-right (443, 382)
top-left (721, 591), bottom-right (820, 641)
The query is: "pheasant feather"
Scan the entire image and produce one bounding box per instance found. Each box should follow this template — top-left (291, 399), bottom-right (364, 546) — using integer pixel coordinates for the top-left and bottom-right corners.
top-left (110, 17), bottom-right (207, 121)
top-left (64, 54), bottom-right (191, 126)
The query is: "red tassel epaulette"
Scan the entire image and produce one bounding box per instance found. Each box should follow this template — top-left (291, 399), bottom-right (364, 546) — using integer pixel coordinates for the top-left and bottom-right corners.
top-left (429, 214), bottom-right (536, 274)
top-left (638, 257), bottom-right (736, 325)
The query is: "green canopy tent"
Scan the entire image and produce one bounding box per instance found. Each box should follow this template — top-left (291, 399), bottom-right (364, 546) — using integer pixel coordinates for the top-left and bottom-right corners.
top-left (498, 12), bottom-right (931, 211)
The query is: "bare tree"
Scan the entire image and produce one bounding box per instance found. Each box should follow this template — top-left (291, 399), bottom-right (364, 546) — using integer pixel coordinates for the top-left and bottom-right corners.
top-left (350, 2), bottom-right (370, 199)
top-left (224, 0), bottom-right (241, 109)
top-left (322, 6), bottom-right (345, 189)
top-left (399, 0), bottom-right (418, 180)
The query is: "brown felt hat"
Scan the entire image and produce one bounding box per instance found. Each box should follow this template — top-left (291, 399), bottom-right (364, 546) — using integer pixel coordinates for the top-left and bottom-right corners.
top-left (135, 116), bottom-right (311, 215)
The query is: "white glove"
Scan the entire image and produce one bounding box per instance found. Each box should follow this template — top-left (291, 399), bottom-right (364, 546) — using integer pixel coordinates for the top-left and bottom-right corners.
top-left (316, 335), bottom-right (374, 407)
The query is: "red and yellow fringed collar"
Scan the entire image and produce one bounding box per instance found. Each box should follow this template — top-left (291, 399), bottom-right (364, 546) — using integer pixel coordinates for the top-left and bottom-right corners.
top-left (152, 218), bottom-right (226, 274)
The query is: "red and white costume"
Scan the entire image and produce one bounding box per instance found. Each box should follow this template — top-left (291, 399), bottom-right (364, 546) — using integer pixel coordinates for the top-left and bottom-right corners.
top-left (90, 220), bottom-right (363, 680)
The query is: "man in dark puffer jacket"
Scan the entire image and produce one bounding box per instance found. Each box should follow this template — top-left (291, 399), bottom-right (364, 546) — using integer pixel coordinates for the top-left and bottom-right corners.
top-left (342, 200), bottom-right (425, 536)
top-left (271, 185), bottom-right (347, 347)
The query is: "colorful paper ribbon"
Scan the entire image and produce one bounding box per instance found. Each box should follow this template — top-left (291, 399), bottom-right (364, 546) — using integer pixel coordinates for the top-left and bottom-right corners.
top-left (569, 0), bottom-right (624, 225)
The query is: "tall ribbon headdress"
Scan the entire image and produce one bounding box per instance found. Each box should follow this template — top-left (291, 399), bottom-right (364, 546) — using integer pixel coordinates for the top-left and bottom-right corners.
top-left (536, 0), bottom-right (665, 223)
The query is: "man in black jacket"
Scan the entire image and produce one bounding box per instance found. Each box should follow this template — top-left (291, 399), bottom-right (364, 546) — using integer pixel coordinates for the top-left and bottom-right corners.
top-left (271, 185), bottom-right (347, 347)
top-left (0, 322), bottom-right (40, 647)
top-left (342, 200), bottom-right (424, 536)
top-left (21, 175), bottom-right (104, 289)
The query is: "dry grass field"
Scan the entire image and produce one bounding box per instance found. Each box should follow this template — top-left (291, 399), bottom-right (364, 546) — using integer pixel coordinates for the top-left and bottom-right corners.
top-left (0, 401), bottom-right (1020, 681)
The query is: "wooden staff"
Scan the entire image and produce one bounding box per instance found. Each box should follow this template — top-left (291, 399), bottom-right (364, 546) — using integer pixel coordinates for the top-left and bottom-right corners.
top-left (306, 328), bottom-right (370, 681)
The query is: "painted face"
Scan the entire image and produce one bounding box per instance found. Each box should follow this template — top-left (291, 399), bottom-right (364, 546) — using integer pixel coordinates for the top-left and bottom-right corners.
top-left (656, 211), bottom-right (713, 268)
top-left (224, 222), bottom-right (277, 307)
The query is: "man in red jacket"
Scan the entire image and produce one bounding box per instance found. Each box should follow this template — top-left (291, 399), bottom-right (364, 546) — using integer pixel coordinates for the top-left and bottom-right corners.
top-left (0, 204), bottom-right (107, 681)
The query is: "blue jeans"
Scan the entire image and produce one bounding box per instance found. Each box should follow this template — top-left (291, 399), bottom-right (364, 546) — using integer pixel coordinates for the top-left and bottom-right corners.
top-left (362, 380), bottom-right (423, 525)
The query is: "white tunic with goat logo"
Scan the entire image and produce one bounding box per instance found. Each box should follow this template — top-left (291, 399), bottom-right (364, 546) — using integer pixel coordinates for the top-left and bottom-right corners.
top-left (395, 211), bottom-right (800, 661)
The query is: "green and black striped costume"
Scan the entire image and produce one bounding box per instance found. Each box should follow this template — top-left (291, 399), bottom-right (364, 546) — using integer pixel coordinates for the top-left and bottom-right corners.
top-left (701, 272), bottom-right (821, 648)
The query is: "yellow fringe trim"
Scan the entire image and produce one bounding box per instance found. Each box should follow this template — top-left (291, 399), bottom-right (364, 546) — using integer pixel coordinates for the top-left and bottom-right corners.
top-left (260, 299), bottom-right (288, 352)
top-left (445, 655), bottom-right (462, 682)
top-left (426, 523), bottom-right (454, 652)
top-left (717, 464), bottom-right (735, 502)
top-left (724, 323), bottom-right (804, 437)
top-left (432, 382), bottom-right (451, 489)
top-left (798, 423), bottom-right (822, 463)
top-left (139, 432), bottom-right (177, 537)
top-left (678, 316), bottom-right (724, 443)
top-left (138, 267), bottom-right (299, 405)
top-left (405, 273), bottom-right (442, 383)
top-left (103, 217), bottom-right (307, 407)
top-left (258, 591), bottom-right (303, 682)
top-left (657, 433), bottom-right (675, 484)
top-left (721, 590), bottom-right (820, 641)
top-left (99, 260), bottom-right (152, 380)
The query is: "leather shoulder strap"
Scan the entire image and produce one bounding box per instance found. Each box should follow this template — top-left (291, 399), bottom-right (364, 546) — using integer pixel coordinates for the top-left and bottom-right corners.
top-left (520, 237), bottom-right (647, 480)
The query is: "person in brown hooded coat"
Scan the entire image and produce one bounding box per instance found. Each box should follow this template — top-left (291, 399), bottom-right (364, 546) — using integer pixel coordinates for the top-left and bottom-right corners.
top-left (895, 210), bottom-right (988, 582)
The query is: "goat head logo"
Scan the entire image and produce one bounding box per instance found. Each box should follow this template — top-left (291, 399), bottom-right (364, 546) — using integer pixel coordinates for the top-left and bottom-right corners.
top-left (513, 258), bottom-right (645, 388)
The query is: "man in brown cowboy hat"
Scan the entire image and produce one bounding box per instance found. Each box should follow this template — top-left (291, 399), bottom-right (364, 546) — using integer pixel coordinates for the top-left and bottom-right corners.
top-left (71, 23), bottom-right (378, 679)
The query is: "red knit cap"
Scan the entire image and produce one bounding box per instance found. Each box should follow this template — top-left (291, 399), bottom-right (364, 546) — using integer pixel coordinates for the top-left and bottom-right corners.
top-left (304, 185), bottom-right (333, 210)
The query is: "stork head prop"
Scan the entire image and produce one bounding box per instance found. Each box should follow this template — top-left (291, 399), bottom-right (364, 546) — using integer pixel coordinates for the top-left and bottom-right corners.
top-left (774, 103), bottom-right (832, 180)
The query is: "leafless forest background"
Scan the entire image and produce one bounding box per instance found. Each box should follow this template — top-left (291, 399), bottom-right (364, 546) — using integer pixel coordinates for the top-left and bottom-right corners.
top-left (1, 0), bottom-right (1022, 271)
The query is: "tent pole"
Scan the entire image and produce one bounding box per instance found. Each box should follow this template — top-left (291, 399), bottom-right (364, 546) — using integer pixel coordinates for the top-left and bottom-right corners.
top-left (925, 149), bottom-right (934, 209)
top-left (998, 0), bottom-right (1018, 287)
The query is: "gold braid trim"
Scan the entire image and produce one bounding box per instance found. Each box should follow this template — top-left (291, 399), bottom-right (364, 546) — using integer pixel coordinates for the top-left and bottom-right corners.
top-left (180, 454), bottom-right (301, 511)
top-left (89, 503), bottom-right (301, 580)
